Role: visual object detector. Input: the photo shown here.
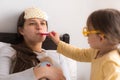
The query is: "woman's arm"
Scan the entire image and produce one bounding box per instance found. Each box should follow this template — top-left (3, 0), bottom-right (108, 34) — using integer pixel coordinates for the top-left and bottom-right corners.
top-left (0, 44), bottom-right (36, 80)
top-left (0, 68), bottom-right (36, 80)
top-left (0, 43), bottom-right (66, 80)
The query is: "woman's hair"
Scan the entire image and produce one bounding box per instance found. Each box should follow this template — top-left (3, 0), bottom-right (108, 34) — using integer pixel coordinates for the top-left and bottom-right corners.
top-left (87, 9), bottom-right (120, 44)
top-left (17, 12), bottom-right (48, 43)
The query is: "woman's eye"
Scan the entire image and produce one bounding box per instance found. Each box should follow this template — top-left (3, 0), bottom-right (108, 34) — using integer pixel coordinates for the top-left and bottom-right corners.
top-left (29, 22), bottom-right (37, 25)
top-left (41, 22), bottom-right (46, 25)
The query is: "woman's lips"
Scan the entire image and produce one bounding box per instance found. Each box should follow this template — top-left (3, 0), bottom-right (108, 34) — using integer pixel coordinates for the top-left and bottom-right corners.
top-left (39, 32), bottom-right (49, 36)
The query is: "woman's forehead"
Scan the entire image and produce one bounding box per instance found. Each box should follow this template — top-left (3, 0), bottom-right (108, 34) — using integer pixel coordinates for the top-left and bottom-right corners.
top-left (26, 18), bottom-right (46, 22)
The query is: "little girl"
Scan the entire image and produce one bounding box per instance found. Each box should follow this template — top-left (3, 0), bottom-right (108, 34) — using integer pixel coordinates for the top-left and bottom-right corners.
top-left (50, 9), bottom-right (120, 80)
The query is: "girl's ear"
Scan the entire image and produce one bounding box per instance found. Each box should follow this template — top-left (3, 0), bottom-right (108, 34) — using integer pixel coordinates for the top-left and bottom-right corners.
top-left (98, 34), bottom-right (105, 41)
top-left (18, 27), bottom-right (24, 35)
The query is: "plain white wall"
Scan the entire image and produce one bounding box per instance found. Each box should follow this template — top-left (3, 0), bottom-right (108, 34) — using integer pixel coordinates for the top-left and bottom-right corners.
top-left (0, 0), bottom-right (120, 80)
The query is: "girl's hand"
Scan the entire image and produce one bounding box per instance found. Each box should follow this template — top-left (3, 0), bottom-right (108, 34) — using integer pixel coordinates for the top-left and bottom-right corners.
top-left (49, 31), bottom-right (60, 45)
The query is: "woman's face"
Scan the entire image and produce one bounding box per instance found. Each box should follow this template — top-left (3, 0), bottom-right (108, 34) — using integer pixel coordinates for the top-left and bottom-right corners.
top-left (19, 18), bottom-right (47, 43)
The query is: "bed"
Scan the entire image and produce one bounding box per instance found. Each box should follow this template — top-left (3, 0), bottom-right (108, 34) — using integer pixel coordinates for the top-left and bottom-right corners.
top-left (0, 32), bottom-right (75, 80)
top-left (0, 33), bottom-right (70, 49)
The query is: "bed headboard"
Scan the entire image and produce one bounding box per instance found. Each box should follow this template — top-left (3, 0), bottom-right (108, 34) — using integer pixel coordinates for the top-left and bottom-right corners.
top-left (0, 33), bottom-right (70, 50)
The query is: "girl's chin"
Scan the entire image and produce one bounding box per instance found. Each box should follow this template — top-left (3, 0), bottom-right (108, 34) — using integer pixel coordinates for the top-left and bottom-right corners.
top-left (89, 44), bottom-right (95, 48)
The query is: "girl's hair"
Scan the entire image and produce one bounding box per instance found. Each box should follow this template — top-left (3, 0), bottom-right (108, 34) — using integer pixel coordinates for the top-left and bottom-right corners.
top-left (87, 9), bottom-right (120, 44)
top-left (17, 12), bottom-right (48, 43)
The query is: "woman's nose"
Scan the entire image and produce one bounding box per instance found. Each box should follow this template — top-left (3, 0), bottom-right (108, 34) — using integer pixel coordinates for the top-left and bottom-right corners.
top-left (36, 24), bottom-right (42, 30)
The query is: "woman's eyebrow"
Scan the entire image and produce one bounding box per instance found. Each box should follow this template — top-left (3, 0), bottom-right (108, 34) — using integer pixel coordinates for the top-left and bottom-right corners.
top-left (28, 19), bottom-right (36, 22)
top-left (28, 19), bottom-right (46, 22)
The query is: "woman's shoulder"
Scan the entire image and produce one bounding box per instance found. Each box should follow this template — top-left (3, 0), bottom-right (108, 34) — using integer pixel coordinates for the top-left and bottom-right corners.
top-left (0, 42), bottom-right (16, 57)
top-left (0, 42), bottom-right (11, 47)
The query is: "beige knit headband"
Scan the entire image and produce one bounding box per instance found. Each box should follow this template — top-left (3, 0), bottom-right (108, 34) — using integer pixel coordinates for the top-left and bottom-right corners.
top-left (24, 7), bottom-right (48, 21)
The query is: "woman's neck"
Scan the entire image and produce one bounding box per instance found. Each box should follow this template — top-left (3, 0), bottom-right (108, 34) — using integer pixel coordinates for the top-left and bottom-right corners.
top-left (24, 41), bottom-right (43, 53)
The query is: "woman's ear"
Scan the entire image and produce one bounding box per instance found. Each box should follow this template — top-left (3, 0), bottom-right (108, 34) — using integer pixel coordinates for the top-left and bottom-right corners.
top-left (18, 27), bottom-right (24, 35)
